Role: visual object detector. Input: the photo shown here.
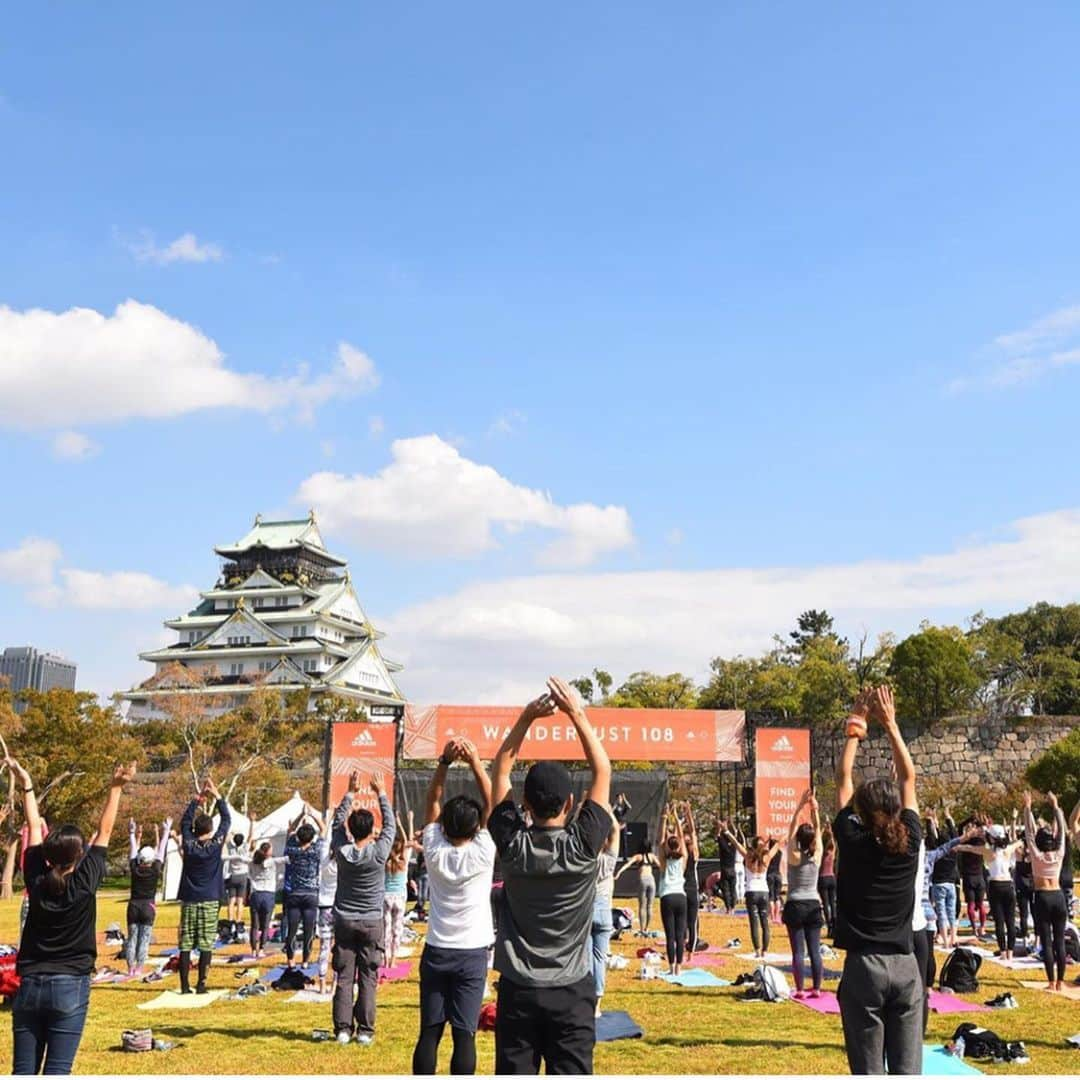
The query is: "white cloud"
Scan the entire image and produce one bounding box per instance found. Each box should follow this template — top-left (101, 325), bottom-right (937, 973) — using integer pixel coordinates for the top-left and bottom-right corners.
top-left (368, 415), bottom-right (385, 439)
top-left (51, 430), bottom-right (100, 461)
top-left (0, 538), bottom-right (63, 588)
top-left (488, 409), bottom-right (526, 437)
top-left (387, 507), bottom-right (1080, 704)
top-left (297, 434), bottom-right (634, 567)
top-left (950, 302), bottom-right (1080, 392)
top-left (52, 569), bottom-right (196, 611)
top-left (0, 300), bottom-right (379, 430)
top-left (127, 230), bottom-right (224, 265)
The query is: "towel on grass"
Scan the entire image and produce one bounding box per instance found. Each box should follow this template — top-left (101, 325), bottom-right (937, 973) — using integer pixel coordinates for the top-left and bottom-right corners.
top-left (736, 952), bottom-right (792, 965)
top-left (659, 969), bottom-right (731, 988)
top-left (137, 989), bottom-right (227, 1011)
top-left (1020, 980), bottom-right (1080, 1001)
top-left (595, 1010), bottom-right (644, 1041)
top-left (922, 1045), bottom-right (983, 1076)
top-left (289, 989), bottom-right (333, 1004)
top-left (928, 990), bottom-right (990, 1014)
top-left (790, 990), bottom-right (841, 1014)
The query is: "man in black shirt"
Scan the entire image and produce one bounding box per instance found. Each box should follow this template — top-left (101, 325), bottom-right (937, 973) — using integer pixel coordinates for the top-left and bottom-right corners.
top-left (834, 686), bottom-right (922, 1076)
top-left (488, 676), bottom-right (611, 1076)
top-left (714, 820), bottom-right (739, 915)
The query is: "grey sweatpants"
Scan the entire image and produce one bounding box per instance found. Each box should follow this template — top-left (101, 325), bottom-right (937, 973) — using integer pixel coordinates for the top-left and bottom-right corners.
top-left (837, 951), bottom-right (922, 1075)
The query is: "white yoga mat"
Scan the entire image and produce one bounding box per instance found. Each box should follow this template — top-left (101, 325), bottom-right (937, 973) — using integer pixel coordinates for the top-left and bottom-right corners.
top-left (137, 989), bottom-right (227, 1010)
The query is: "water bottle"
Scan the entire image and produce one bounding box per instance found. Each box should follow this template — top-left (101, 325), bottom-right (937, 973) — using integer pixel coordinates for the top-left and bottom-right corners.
top-left (954, 1037), bottom-right (966, 1059)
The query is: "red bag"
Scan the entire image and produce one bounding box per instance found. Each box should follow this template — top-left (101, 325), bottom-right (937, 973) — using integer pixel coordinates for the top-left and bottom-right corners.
top-left (478, 1002), bottom-right (497, 1032)
top-left (0, 954), bottom-right (21, 999)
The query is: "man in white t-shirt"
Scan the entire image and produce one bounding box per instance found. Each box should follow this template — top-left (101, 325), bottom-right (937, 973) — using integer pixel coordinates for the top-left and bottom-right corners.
top-left (412, 737), bottom-right (495, 1076)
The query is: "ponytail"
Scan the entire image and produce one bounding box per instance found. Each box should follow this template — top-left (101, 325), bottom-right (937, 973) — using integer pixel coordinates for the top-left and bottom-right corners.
top-left (852, 778), bottom-right (908, 857)
top-left (871, 812), bottom-right (909, 856)
top-left (43, 866), bottom-right (69, 897)
top-left (40, 826), bottom-right (86, 898)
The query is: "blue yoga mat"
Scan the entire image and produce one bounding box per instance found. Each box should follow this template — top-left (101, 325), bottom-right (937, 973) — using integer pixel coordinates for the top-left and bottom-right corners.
top-left (259, 963), bottom-right (319, 984)
top-left (659, 969), bottom-right (731, 988)
top-left (922, 1046), bottom-right (983, 1076)
top-left (595, 1010), bottom-right (644, 1042)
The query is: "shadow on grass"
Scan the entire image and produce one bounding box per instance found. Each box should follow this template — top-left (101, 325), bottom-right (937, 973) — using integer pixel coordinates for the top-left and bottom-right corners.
top-left (142, 1025), bottom-right (319, 1044)
top-left (648, 1035), bottom-right (839, 1052)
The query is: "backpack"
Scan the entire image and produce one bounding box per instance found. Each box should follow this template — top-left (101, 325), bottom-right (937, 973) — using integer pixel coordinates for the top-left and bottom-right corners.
top-left (1065, 925), bottom-right (1080, 962)
top-left (951, 1023), bottom-right (1025, 1063)
top-left (612, 908), bottom-right (633, 932)
top-left (940, 947), bottom-right (981, 993)
top-left (271, 968), bottom-right (311, 991)
top-left (754, 963), bottom-right (791, 1002)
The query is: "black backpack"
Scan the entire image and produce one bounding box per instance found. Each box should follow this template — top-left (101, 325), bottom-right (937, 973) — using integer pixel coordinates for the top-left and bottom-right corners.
top-left (940, 947), bottom-right (981, 993)
top-left (271, 968), bottom-right (311, 992)
top-left (951, 1023), bottom-right (1025, 1063)
top-left (1065, 925), bottom-right (1080, 962)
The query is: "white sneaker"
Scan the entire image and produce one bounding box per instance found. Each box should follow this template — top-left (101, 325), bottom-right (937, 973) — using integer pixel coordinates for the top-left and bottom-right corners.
top-left (355, 1034), bottom-right (374, 1046)
top-left (336, 1032), bottom-right (351, 1045)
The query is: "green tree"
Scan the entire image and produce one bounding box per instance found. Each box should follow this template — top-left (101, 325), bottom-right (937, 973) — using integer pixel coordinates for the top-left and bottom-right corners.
top-left (888, 624), bottom-right (979, 722)
top-left (570, 677), bottom-right (594, 703)
top-left (1025, 728), bottom-right (1080, 811)
top-left (607, 671), bottom-right (698, 709)
top-left (796, 636), bottom-right (858, 728)
top-left (592, 669), bottom-right (613, 702)
top-left (788, 609), bottom-right (846, 658)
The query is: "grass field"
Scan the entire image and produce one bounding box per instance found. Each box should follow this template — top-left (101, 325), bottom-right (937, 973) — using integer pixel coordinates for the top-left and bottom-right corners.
top-left (1, 893), bottom-right (1079, 1074)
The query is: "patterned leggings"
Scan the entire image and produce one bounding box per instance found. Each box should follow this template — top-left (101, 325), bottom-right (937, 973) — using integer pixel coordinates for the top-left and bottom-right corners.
top-left (383, 893), bottom-right (406, 962)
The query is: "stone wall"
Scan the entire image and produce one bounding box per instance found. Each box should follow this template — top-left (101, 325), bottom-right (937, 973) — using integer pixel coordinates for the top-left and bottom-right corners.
top-left (810, 715), bottom-right (1080, 795)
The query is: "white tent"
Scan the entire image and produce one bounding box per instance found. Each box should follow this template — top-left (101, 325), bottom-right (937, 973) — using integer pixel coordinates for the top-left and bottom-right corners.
top-left (253, 791), bottom-right (309, 855)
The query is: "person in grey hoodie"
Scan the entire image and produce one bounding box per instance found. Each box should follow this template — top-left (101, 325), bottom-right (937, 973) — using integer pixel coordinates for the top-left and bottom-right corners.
top-left (330, 770), bottom-right (395, 1046)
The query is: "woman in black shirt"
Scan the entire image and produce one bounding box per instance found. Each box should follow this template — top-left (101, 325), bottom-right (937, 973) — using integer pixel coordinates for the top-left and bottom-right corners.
top-left (125, 816), bottom-right (171, 977)
top-left (9, 755), bottom-right (136, 1075)
top-left (834, 686), bottom-right (922, 1076)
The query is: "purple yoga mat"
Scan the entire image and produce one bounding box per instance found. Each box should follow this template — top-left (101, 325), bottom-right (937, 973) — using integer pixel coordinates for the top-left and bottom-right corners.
top-left (791, 990), bottom-right (841, 1014)
top-left (928, 990), bottom-right (990, 1014)
top-left (378, 961), bottom-right (412, 982)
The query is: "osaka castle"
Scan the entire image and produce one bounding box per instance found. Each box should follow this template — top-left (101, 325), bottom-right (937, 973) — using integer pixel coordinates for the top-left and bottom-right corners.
top-left (123, 513), bottom-right (405, 720)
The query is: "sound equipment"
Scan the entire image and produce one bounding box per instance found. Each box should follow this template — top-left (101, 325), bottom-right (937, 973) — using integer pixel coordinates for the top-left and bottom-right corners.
top-left (621, 821), bottom-right (649, 858)
top-left (741, 784), bottom-right (755, 809)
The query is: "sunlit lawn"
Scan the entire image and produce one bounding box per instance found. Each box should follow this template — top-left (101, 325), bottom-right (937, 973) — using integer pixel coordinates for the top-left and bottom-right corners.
top-left (1, 893), bottom-right (1078, 1074)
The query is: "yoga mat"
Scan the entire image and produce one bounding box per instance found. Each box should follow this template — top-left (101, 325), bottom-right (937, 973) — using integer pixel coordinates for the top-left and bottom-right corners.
top-left (289, 989), bottom-right (333, 1004)
top-left (928, 990), bottom-right (990, 1014)
top-left (922, 1046), bottom-right (983, 1076)
top-left (137, 989), bottom-right (227, 1011)
top-left (988, 955), bottom-right (1044, 970)
top-left (690, 953), bottom-right (729, 968)
top-left (659, 969), bottom-right (731, 988)
top-left (595, 1010), bottom-right (644, 1041)
top-left (781, 963), bottom-right (842, 980)
top-left (259, 963), bottom-right (319, 984)
top-left (1020, 980), bottom-right (1080, 1001)
top-left (378, 961), bottom-right (412, 982)
top-left (736, 952), bottom-right (792, 964)
top-left (790, 990), bottom-right (840, 1014)
top-left (934, 945), bottom-right (993, 959)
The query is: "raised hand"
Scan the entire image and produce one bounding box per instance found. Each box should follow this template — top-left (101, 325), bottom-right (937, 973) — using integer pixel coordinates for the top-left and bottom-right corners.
top-left (5, 756), bottom-right (32, 789)
top-left (439, 739), bottom-right (458, 763)
top-left (457, 737), bottom-right (480, 763)
top-left (1023, 790), bottom-right (1033, 810)
top-left (546, 676), bottom-right (584, 716)
top-left (1048, 791), bottom-right (1059, 809)
top-left (850, 687), bottom-right (874, 720)
top-left (872, 685), bottom-right (897, 726)
top-left (348, 769), bottom-right (362, 794)
top-left (114, 762), bottom-right (137, 787)
top-left (521, 693), bottom-right (558, 723)
top-left (370, 773), bottom-right (384, 797)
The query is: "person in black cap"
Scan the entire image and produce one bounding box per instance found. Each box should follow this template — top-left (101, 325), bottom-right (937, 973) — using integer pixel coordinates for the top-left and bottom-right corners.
top-left (488, 675), bottom-right (612, 1076)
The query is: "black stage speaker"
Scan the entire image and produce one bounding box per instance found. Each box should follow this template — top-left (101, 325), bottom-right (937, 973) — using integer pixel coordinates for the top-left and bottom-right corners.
top-left (622, 821), bottom-right (649, 858)
top-left (741, 784), bottom-right (755, 809)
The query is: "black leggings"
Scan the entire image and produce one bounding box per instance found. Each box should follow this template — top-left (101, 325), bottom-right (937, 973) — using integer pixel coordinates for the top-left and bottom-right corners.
top-left (719, 870), bottom-right (736, 912)
top-left (249, 890), bottom-right (275, 952)
top-left (285, 892), bottom-right (318, 964)
top-left (988, 880), bottom-right (1017, 954)
top-left (787, 923), bottom-right (823, 991)
top-left (1017, 887), bottom-right (1034, 939)
top-left (913, 927), bottom-right (933, 1036)
top-left (413, 1022), bottom-right (477, 1075)
top-left (1034, 888), bottom-right (1067, 983)
top-left (818, 876), bottom-right (837, 934)
top-left (745, 890), bottom-right (770, 953)
top-left (685, 891), bottom-right (700, 954)
top-left (660, 893), bottom-right (688, 966)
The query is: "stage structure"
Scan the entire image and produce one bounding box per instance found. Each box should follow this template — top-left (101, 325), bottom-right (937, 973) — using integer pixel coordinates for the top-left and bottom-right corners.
top-left (122, 513), bottom-right (405, 720)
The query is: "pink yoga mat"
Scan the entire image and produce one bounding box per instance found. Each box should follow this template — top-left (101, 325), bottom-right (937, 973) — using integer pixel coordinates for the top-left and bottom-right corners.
top-left (691, 954), bottom-right (729, 968)
top-left (791, 990), bottom-right (841, 1014)
top-left (378, 961), bottom-right (412, 982)
top-left (928, 990), bottom-right (989, 1014)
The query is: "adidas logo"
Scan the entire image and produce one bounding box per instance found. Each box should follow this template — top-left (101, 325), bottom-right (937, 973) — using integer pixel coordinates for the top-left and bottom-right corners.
top-left (771, 735), bottom-right (794, 753)
top-left (351, 730), bottom-right (376, 747)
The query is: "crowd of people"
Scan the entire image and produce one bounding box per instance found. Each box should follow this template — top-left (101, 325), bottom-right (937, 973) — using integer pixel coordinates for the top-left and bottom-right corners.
top-left (5, 676), bottom-right (1080, 1075)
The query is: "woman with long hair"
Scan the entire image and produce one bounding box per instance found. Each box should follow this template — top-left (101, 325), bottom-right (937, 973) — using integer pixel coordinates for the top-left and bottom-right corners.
top-left (782, 789), bottom-right (824, 998)
top-left (955, 821), bottom-right (1023, 960)
top-left (384, 814), bottom-right (412, 970)
top-left (222, 807), bottom-right (254, 944)
top-left (246, 821), bottom-right (286, 960)
top-left (680, 802), bottom-right (702, 955)
top-left (1025, 789), bottom-right (1067, 992)
top-left (834, 685), bottom-right (922, 1076)
top-left (656, 804), bottom-right (687, 975)
top-left (591, 808), bottom-right (621, 1017)
top-left (724, 826), bottom-right (778, 959)
top-left (125, 815), bottom-right (171, 977)
top-left (817, 827), bottom-right (837, 938)
top-left (614, 844), bottom-right (660, 935)
top-left (282, 802), bottom-right (325, 970)
top-left (8, 755), bottom-right (136, 1075)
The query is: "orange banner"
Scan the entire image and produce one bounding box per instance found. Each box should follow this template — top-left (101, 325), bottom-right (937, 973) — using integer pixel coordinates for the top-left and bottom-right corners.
top-left (403, 704), bottom-right (744, 762)
top-left (754, 727), bottom-right (811, 841)
top-left (330, 721), bottom-right (397, 830)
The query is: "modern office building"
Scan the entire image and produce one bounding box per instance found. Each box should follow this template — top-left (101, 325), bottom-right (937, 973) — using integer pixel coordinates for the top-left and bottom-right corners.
top-left (0, 646), bottom-right (78, 710)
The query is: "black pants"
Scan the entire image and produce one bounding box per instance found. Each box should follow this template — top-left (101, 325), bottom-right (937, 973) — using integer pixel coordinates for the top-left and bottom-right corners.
top-left (660, 893), bottom-right (688, 966)
top-left (249, 890), bottom-right (275, 952)
top-left (284, 892), bottom-right (318, 964)
top-left (719, 869), bottom-right (736, 912)
top-left (332, 915), bottom-right (384, 1036)
top-left (1034, 888), bottom-right (1067, 983)
top-left (988, 880), bottom-right (1017, 954)
top-left (1017, 887), bottom-right (1034, 939)
top-left (685, 890), bottom-right (700, 954)
top-left (913, 927), bottom-right (933, 1036)
top-left (745, 890), bottom-right (770, 953)
top-left (818, 876), bottom-right (837, 934)
top-left (494, 975), bottom-right (595, 1075)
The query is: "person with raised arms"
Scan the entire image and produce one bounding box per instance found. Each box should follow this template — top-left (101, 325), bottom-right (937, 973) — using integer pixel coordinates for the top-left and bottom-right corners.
top-left (177, 777), bottom-right (231, 995)
top-left (1024, 789), bottom-right (1068, 992)
top-left (125, 815), bottom-right (171, 977)
top-left (330, 770), bottom-right (395, 1046)
top-left (782, 789), bottom-right (825, 999)
top-left (488, 676), bottom-right (612, 1076)
top-left (834, 685), bottom-right (922, 1076)
top-left (412, 736), bottom-right (494, 1075)
top-left (9, 754), bottom-right (136, 1075)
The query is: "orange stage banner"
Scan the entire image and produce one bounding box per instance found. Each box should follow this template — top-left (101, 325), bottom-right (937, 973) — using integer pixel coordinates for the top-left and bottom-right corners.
top-left (403, 704), bottom-right (745, 763)
top-left (330, 721), bottom-right (397, 830)
top-left (754, 727), bottom-right (811, 841)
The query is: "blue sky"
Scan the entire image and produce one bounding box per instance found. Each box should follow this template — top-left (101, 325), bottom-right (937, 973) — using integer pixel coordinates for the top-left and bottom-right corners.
top-left (2, 4), bottom-right (1079, 703)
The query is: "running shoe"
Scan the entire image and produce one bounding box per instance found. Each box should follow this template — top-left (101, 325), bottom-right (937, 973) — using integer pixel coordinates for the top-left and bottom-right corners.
top-left (985, 992), bottom-right (1018, 1009)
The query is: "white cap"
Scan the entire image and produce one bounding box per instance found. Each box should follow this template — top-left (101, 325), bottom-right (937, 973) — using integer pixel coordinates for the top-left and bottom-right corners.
top-left (137, 846), bottom-right (156, 864)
